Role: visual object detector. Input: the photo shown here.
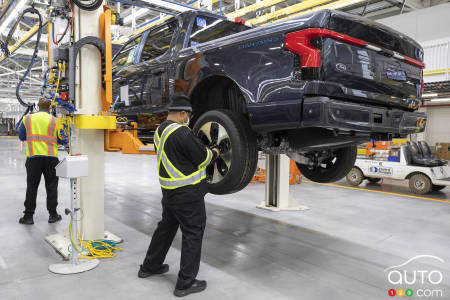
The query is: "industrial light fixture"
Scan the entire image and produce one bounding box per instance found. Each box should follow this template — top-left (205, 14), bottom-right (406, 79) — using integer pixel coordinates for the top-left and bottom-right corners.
top-left (325, 0), bottom-right (366, 10)
top-left (0, 0), bottom-right (28, 35)
top-left (142, 0), bottom-right (192, 12)
top-left (430, 98), bottom-right (450, 102)
top-left (422, 93), bottom-right (438, 98)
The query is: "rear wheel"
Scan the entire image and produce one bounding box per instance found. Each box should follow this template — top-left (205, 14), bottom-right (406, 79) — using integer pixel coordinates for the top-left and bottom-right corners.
top-left (409, 174), bottom-right (432, 194)
top-left (296, 145), bottom-right (357, 183)
top-left (367, 177), bottom-right (381, 184)
top-left (193, 109), bottom-right (257, 195)
top-left (346, 167), bottom-right (363, 186)
top-left (432, 184), bottom-right (446, 191)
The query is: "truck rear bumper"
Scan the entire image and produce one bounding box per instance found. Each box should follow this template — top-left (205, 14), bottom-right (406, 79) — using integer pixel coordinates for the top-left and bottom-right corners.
top-left (302, 97), bottom-right (426, 136)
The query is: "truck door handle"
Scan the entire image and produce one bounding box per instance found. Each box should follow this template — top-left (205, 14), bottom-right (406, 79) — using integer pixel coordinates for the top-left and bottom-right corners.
top-left (152, 68), bottom-right (165, 75)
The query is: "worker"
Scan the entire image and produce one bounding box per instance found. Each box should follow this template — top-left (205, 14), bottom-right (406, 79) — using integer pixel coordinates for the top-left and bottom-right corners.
top-left (138, 95), bottom-right (221, 297)
top-left (18, 98), bottom-right (67, 225)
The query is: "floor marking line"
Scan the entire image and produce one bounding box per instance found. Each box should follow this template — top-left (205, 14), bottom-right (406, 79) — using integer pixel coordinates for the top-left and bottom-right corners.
top-left (303, 180), bottom-right (450, 204)
top-left (0, 255), bottom-right (8, 269)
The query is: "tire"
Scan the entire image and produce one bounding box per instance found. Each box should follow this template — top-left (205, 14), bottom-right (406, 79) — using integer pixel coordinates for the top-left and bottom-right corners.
top-left (409, 174), bottom-right (432, 194)
top-left (432, 184), bottom-right (446, 191)
top-left (367, 177), bottom-right (381, 184)
top-left (346, 167), bottom-right (363, 186)
top-left (72, 0), bottom-right (103, 11)
top-left (296, 145), bottom-right (357, 183)
top-left (193, 109), bottom-right (257, 195)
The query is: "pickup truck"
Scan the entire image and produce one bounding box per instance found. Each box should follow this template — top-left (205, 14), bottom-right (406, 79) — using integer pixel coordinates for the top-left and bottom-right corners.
top-left (112, 9), bottom-right (427, 195)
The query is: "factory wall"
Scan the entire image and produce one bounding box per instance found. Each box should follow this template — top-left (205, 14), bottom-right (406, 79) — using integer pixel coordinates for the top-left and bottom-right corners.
top-left (378, 3), bottom-right (450, 43)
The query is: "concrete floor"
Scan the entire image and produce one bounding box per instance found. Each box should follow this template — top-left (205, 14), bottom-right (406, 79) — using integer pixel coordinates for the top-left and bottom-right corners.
top-left (0, 137), bottom-right (449, 300)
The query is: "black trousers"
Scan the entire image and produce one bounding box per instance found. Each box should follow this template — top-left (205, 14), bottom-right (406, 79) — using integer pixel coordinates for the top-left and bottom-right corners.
top-left (24, 157), bottom-right (59, 216)
top-left (143, 196), bottom-right (206, 290)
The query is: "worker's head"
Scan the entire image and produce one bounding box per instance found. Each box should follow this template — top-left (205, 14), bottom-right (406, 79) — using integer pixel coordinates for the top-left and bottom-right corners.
top-left (38, 98), bottom-right (52, 111)
top-left (167, 96), bottom-right (192, 125)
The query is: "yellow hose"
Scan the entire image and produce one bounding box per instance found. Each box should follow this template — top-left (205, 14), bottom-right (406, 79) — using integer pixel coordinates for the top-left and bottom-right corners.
top-left (50, 62), bottom-right (62, 107)
top-left (69, 216), bottom-right (122, 260)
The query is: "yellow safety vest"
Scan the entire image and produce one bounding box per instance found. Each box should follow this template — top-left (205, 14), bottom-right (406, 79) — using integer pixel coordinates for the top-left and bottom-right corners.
top-left (23, 111), bottom-right (58, 158)
top-left (154, 123), bottom-right (213, 190)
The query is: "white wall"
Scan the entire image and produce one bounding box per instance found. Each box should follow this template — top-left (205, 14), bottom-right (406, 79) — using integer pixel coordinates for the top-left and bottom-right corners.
top-left (379, 4), bottom-right (450, 145)
top-left (423, 106), bottom-right (450, 144)
top-left (378, 3), bottom-right (450, 43)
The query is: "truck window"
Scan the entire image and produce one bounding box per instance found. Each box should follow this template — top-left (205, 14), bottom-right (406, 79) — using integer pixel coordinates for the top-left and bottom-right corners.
top-left (112, 35), bottom-right (142, 72)
top-left (140, 21), bottom-right (177, 62)
top-left (189, 16), bottom-right (250, 47)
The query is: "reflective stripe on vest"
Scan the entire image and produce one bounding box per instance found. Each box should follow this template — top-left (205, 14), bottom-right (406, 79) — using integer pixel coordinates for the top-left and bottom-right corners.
top-left (156, 123), bottom-right (209, 190)
top-left (23, 112), bottom-right (58, 157)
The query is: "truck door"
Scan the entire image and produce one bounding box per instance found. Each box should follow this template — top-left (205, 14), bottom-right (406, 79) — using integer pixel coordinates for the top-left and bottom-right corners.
top-left (112, 33), bottom-right (146, 107)
top-left (135, 20), bottom-right (178, 138)
top-left (140, 20), bottom-right (178, 107)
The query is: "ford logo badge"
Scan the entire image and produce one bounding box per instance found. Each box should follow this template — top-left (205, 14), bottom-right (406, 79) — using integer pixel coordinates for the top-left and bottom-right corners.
top-left (336, 63), bottom-right (347, 71)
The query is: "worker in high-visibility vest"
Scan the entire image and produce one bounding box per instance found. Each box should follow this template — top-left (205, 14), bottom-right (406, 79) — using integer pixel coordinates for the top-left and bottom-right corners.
top-left (139, 96), bottom-right (221, 298)
top-left (18, 98), bottom-right (67, 225)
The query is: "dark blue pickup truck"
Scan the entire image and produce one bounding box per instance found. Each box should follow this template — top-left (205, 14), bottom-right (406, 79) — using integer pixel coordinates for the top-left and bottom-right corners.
top-left (112, 9), bottom-right (426, 194)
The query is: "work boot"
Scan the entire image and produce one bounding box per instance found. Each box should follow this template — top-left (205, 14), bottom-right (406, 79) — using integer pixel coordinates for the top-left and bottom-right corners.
top-left (19, 214), bottom-right (34, 225)
top-left (138, 264), bottom-right (169, 278)
top-left (48, 213), bottom-right (62, 223)
top-left (174, 280), bottom-right (207, 297)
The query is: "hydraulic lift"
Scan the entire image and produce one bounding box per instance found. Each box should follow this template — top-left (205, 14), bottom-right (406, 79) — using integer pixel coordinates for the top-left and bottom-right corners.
top-left (33, 1), bottom-right (122, 273)
top-left (257, 154), bottom-right (309, 212)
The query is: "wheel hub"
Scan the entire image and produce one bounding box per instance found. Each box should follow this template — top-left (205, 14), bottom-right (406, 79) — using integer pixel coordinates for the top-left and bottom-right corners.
top-left (414, 179), bottom-right (425, 189)
top-left (197, 121), bottom-right (232, 184)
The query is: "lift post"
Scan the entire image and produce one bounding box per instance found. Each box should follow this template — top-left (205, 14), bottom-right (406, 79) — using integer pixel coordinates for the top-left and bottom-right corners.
top-left (45, 4), bottom-right (121, 263)
top-left (257, 154), bottom-right (309, 211)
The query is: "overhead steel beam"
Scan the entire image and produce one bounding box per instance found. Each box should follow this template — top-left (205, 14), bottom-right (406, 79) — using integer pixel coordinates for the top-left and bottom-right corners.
top-left (248, 0), bottom-right (333, 25)
top-left (0, 29), bottom-right (48, 43)
top-left (389, 0), bottom-right (425, 9)
top-left (0, 66), bottom-right (43, 78)
top-left (348, 1), bottom-right (395, 15)
top-left (227, 0), bottom-right (288, 18)
top-left (271, 0), bottom-right (367, 24)
top-left (0, 22), bottom-right (47, 64)
top-left (0, 0), bottom-right (15, 23)
top-left (364, 5), bottom-right (401, 17)
top-left (12, 49), bottom-right (48, 57)
top-left (118, 0), bottom-right (193, 14)
top-left (115, 0), bottom-right (222, 43)
top-left (0, 79), bottom-right (42, 86)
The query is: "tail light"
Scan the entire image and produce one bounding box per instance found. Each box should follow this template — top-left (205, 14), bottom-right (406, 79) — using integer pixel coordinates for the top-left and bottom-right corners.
top-left (284, 28), bottom-right (425, 69)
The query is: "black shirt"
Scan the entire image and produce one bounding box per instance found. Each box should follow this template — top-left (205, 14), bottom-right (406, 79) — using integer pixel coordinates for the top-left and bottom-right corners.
top-left (156, 120), bottom-right (217, 204)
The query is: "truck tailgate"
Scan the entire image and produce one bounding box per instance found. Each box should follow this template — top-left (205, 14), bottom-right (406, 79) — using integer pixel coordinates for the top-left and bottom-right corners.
top-left (322, 12), bottom-right (424, 109)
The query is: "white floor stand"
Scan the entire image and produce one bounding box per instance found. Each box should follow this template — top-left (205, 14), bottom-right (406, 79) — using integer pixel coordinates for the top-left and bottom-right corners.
top-left (48, 178), bottom-right (100, 274)
top-left (49, 178), bottom-right (100, 274)
top-left (257, 154), bottom-right (309, 212)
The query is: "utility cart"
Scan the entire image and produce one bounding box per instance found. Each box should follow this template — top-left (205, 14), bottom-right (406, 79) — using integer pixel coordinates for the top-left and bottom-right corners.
top-left (346, 142), bottom-right (450, 194)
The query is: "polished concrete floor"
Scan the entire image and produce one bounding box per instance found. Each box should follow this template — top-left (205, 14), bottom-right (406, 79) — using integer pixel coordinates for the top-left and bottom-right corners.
top-left (1, 137), bottom-right (449, 300)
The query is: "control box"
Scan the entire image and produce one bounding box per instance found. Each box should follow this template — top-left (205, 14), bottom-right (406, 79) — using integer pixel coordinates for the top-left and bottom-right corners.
top-left (56, 155), bottom-right (88, 178)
